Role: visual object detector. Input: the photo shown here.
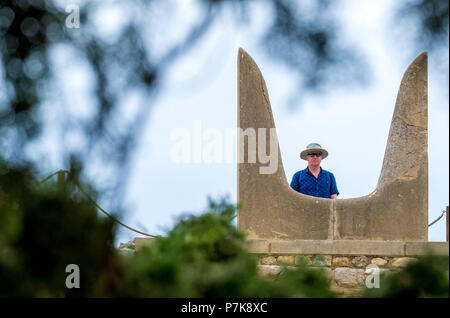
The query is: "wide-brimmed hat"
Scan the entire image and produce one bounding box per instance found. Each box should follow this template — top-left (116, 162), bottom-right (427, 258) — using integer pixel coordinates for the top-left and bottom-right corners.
top-left (300, 143), bottom-right (329, 160)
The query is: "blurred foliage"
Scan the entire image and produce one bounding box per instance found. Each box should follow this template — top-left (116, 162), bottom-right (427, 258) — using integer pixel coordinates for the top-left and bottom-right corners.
top-left (2, 0), bottom-right (446, 203)
top-left (0, 161), bottom-right (335, 297)
top-left (118, 197), bottom-right (336, 297)
top-left (0, 0), bottom-right (367, 205)
top-left (364, 255), bottom-right (449, 298)
top-left (0, 158), bottom-right (124, 297)
top-left (1, 159), bottom-right (448, 298)
top-left (396, 0), bottom-right (449, 50)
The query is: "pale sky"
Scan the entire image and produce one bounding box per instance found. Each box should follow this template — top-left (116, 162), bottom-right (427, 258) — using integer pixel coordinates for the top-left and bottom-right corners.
top-left (37, 0), bottom-right (449, 244)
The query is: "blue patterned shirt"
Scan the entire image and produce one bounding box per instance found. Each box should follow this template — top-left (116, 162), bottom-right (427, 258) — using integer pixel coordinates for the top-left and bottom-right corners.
top-left (290, 167), bottom-right (339, 199)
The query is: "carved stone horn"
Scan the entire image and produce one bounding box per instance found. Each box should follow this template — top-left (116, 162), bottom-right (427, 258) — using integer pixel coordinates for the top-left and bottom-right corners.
top-left (237, 48), bottom-right (427, 241)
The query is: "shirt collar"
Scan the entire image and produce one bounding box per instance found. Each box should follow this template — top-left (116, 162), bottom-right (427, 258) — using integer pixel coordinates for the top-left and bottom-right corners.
top-left (304, 166), bottom-right (322, 175)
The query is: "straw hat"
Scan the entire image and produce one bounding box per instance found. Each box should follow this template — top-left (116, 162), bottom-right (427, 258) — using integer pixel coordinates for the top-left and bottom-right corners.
top-left (300, 142), bottom-right (329, 160)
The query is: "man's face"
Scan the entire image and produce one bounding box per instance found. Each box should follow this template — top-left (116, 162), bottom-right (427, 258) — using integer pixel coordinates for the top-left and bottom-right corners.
top-left (306, 151), bottom-right (322, 167)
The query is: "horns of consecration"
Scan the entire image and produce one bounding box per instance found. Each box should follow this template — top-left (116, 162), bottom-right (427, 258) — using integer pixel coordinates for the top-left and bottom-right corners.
top-left (237, 48), bottom-right (427, 241)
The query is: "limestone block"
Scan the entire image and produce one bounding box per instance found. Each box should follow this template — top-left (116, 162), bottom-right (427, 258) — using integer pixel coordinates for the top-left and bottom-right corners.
top-left (391, 257), bottom-right (418, 268)
top-left (334, 268), bottom-right (365, 287)
top-left (133, 237), bottom-right (155, 251)
top-left (294, 255), bottom-right (313, 266)
top-left (119, 241), bottom-right (135, 250)
top-left (257, 265), bottom-right (281, 278)
top-left (332, 257), bottom-right (351, 267)
top-left (313, 255), bottom-right (332, 267)
top-left (364, 267), bottom-right (393, 276)
top-left (277, 255), bottom-right (295, 265)
top-left (405, 242), bottom-right (449, 256)
top-left (246, 239), bottom-right (270, 254)
top-left (352, 256), bottom-right (370, 268)
top-left (269, 240), bottom-right (404, 256)
top-left (118, 248), bottom-right (134, 256)
top-left (260, 256), bottom-right (277, 265)
top-left (371, 258), bottom-right (388, 267)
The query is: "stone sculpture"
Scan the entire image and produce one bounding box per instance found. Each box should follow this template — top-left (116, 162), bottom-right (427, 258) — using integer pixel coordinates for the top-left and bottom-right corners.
top-left (237, 48), bottom-right (428, 241)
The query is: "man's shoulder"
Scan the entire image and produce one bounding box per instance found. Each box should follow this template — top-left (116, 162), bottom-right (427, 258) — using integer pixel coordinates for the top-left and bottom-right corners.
top-left (321, 168), bottom-right (335, 176)
top-left (294, 168), bottom-right (308, 176)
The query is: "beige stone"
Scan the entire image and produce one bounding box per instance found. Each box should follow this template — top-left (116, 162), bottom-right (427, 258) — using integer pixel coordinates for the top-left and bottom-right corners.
top-left (118, 247), bottom-right (134, 256)
top-left (405, 242), bottom-right (449, 256)
top-left (269, 240), bottom-right (404, 256)
top-left (133, 237), bottom-right (155, 251)
top-left (334, 268), bottom-right (365, 287)
top-left (246, 239), bottom-right (270, 254)
top-left (352, 256), bottom-right (370, 268)
top-left (277, 255), bottom-right (295, 265)
top-left (371, 258), bottom-right (388, 267)
top-left (332, 257), bottom-right (351, 267)
top-left (391, 257), bottom-right (418, 268)
top-left (119, 241), bottom-right (135, 250)
top-left (257, 265), bottom-right (281, 278)
top-left (237, 48), bottom-right (428, 241)
top-left (260, 256), bottom-right (277, 265)
top-left (313, 255), bottom-right (332, 267)
top-left (294, 255), bottom-right (313, 266)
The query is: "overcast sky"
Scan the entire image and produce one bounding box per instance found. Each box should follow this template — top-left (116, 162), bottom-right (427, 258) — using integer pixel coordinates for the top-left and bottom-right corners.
top-left (46, 0), bottom-right (448, 244)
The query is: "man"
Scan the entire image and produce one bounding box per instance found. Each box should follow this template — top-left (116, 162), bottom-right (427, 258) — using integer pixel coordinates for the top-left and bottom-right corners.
top-left (290, 143), bottom-right (339, 199)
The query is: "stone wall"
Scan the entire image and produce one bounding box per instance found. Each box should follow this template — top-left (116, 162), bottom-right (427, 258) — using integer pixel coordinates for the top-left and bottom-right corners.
top-left (249, 239), bottom-right (449, 297)
top-left (124, 237), bottom-right (449, 297)
top-left (256, 254), bottom-right (417, 296)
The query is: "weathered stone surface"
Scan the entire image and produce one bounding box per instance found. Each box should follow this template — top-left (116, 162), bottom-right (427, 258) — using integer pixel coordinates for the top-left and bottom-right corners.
top-left (271, 240), bottom-right (333, 254)
top-left (237, 48), bottom-right (333, 241)
top-left (405, 242), bottom-right (449, 256)
top-left (257, 265), bottom-right (281, 278)
top-left (237, 48), bottom-right (428, 241)
top-left (364, 266), bottom-right (394, 276)
top-left (246, 239), bottom-right (270, 254)
top-left (133, 237), bottom-right (155, 251)
top-left (118, 248), bottom-right (134, 256)
top-left (313, 255), bottom-right (332, 267)
top-left (332, 257), bottom-right (351, 267)
top-left (277, 255), bottom-right (295, 265)
top-left (371, 258), bottom-right (388, 267)
top-left (119, 241), bottom-right (135, 250)
top-left (270, 240), bottom-right (404, 256)
top-left (334, 53), bottom-right (428, 242)
top-left (260, 256), bottom-right (277, 265)
top-left (352, 256), bottom-right (370, 268)
top-left (391, 257), bottom-right (418, 268)
top-left (294, 255), bottom-right (313, 266)
top-left (334, 268), bottom-right (365, 287)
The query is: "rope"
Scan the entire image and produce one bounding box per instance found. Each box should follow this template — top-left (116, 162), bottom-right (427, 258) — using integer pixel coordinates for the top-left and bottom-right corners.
top-left (39, 170), bottom-right (160, 238)
top-left (428, 210), bottom-right (447, 227)
top-left (40, 170), bottom-right (446, 233)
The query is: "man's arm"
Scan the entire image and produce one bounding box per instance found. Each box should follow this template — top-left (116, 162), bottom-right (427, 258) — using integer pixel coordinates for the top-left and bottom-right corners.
top-left (290, 172), bottom-right (300, 192)
top-left (330, 172), bottom-right (339, 199)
